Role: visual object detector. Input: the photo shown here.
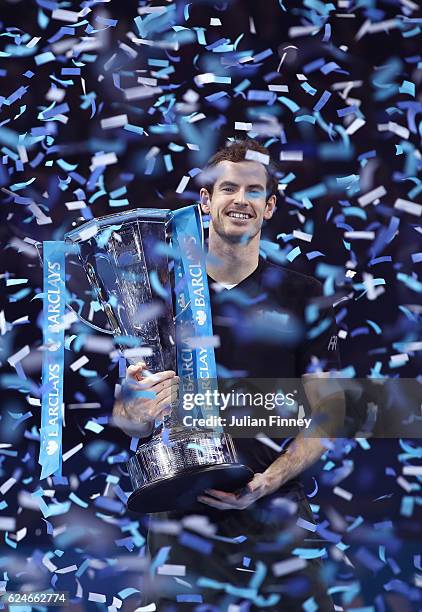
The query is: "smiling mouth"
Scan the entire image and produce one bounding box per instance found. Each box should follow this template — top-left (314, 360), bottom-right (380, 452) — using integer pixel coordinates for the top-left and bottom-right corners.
top-left (226, 211), bottom-right (253, 220)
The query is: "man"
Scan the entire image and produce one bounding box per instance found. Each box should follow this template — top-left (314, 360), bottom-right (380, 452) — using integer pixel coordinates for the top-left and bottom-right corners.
top-left (113, 139), bottom-right (341, 611)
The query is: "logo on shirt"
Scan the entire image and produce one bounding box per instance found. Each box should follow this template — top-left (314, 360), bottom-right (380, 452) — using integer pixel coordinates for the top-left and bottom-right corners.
top-left (328, 335), bottom-right (338, 351)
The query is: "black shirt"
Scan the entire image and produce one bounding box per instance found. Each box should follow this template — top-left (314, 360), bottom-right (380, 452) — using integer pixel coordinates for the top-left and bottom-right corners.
top-left (208, 255), bottom-right (340, 479)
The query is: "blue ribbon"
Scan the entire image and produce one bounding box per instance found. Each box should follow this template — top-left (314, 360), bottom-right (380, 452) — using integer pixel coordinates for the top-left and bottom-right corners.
top-left (171, 205), bottom-right (220, 429)
top-left (39, 241), bottom-right (65, 479)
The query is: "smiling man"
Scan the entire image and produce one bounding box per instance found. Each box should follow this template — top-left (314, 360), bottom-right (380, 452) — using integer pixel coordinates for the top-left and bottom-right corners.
top-left (114, 139), bottom-right (341, 611)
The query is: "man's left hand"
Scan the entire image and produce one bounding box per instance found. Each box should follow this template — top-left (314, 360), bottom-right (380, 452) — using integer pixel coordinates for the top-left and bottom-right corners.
top-left (197, 472), bottom-right (273, 510)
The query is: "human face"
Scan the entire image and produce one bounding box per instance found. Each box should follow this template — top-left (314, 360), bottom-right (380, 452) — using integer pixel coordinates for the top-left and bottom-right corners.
top-left (200, 160), bottom-right (276, 244)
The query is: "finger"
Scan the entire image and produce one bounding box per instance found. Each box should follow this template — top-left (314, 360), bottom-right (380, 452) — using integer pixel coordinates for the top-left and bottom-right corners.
top-left (136, 371), bottom-right (177, 389)
top-left (155, 383), bottom-right (179, 405)
top-left (127, 362), bottom-right (146, 380)
top-left (139, 379), bottom-right (179, 402)
top-left (197, 495), bottom-right (238, 510)
top-left (203, 489), bottom-right (241, 503)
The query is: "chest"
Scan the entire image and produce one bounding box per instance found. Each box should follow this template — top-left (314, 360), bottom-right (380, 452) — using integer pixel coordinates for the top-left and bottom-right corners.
top-left (211, 291), bottom-right (305, 377)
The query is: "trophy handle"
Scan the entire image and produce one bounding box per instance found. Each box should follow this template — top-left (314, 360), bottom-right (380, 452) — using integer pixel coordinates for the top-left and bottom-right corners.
top-left (35, 241), bottom-right (116, 336)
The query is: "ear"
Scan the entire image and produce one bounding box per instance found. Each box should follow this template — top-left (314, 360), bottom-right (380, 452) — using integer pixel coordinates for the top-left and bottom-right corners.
top-left (200, 188), bottom-right (211, 214)
top-left (263, 194), bottom-right (276, 220)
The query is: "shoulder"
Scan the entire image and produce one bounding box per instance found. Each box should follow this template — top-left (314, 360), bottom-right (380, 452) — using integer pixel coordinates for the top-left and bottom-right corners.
top-left (260, 257), bottom-right (322, 296)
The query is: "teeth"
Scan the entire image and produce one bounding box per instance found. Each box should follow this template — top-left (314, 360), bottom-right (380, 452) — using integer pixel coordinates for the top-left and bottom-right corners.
top-left (228, 212), bottom-right (251, 219)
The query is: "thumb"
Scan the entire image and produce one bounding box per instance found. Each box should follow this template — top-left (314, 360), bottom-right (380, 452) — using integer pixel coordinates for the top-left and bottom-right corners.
top-left (134, 361), bottom-right (146, 381)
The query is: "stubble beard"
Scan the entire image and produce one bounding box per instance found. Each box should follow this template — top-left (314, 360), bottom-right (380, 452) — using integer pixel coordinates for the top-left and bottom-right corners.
top-left (212, 215), bottom-right (262, 245)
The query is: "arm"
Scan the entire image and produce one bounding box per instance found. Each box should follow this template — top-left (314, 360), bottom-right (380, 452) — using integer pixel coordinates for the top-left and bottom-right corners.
top-left (198, 373), bottom-right (345, 510)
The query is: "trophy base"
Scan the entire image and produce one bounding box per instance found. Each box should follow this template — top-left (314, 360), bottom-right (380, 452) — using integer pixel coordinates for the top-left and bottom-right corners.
top-left (127, 463), bottom-right (253, 514)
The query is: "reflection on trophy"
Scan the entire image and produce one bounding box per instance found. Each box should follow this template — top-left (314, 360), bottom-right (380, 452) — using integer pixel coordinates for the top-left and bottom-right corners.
top-left (65, 207), bottom-right (253, 513)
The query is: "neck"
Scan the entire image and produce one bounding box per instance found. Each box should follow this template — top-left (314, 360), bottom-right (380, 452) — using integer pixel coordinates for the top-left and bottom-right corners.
top-left (206, 226), bottom-right (260, 284)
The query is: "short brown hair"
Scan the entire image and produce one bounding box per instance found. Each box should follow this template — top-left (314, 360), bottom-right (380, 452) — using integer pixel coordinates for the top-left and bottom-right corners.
top-left (202, 138), bottom-right (279, 198)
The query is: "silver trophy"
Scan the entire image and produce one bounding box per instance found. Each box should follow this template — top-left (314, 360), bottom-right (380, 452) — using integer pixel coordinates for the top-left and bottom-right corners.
top-left (65, 208), bottom-right (252, 513)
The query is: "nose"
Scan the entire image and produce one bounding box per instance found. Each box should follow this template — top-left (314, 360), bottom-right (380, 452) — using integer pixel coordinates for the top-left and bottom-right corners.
top-left (234, 188), bottom-right (248, 206)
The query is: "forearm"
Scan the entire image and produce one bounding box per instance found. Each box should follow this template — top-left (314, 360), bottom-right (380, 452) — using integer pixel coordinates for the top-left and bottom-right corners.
top-left (263, 433), bottom-right (326, 493)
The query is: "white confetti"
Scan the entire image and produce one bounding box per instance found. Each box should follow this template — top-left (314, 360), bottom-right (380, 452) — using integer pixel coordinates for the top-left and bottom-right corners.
top-left (280, 151), bottom-right (303, 161)
top-left (0, 311), bottom-right (7, 335)
top-left (83, 336), bottom-right (114, 353)
top-left (65, 200), bottom-right (86, 210)
top-left (7, 345), bottom-right (30, 367)
top-left (18, 145), bottom-right (28, 163)
top-left (345, 117), bottom-right (366, 135)
top-left (402, 466), bottom-right (422, 476)
top-left (234, 122), bottom-right (253, 131)
top-left (390, 353), bottom-right (409, 364)
top-left (28, 203), bottom-right (52, 226)
top-left (88, 593), bottom-right (106, 602)
top-left (157, 564), bottom-right (187, 576)
top-left (288, 25), bottom-right (319, 37)
top-left (378, 122), bottom-right (410, 140)
top-left (344, 231), bottom-right (375, 240)
top-left (138, 76), bottom-right (158, 86)
top-left (272, 557), bottom-right (307, 577)
top-left (358, 186), bottom-right (387, 207)
top-left (90, 152), bottom-right (118, 169)
top-left (245, 149), bottom-right (270, 165)
top-left (15, 527), bottom-right (27, 542)
top-left (333, 486), bottom-right (353, 501)
top-left (293, 230), bottom-right (313, 242)
top-left (51, 8), bottom-right (82, 23)
top-left (68, 403), bottom-right (101, 409)
top-left (397, 476), bottom-right (413, 492)
top-left (268, 84), bottom-right (289, 92)
top-left (56, 565), bottom-right (79, 574)
top-left (123, 347), bottom-right (153, 361)
top-left (70, 355), bottom-right (89, 372)
top-left (0, 477), bottom-right (16, 495)
top-left (185, 335), bottom-right (221, 349)
top-left (62, 443), bottom-right (84, 462)
top-left (26, 36), bottom-right (41, 48)
top-left (124, 85), bottom-right (163, 100)
top-left (255, 433), bottom-right (282, 452)
top-left (175, 175), bottom-right (190, 194)
top-left (194, 73), bottom-right (231, 85)
top-left (394, 198), bottom-right (422, 216)
top-left (100, 115), bottom-right (128, 129)
top-left (0, 517), bottom-right (16, 531)
top-left (400, 0), bottom-right (419, 8)
top-left (42, 552), bottom-right (58, 572)
top-left (27, 396), bottom-right (41, 406)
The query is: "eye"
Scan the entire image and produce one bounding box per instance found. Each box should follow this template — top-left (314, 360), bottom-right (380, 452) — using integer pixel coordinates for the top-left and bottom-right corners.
top-left (222, 186), bottom-right (234, 192)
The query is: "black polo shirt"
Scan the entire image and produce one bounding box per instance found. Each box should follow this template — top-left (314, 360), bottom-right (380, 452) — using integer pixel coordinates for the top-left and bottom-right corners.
top-left (208, 255), bottom-right (340, 480)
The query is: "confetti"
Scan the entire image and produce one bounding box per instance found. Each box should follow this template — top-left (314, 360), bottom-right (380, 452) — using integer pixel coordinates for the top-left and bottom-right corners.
top-left (394, 198), bottom-right (422, 216)
top-left (358, 186), bottom-right (387, 207)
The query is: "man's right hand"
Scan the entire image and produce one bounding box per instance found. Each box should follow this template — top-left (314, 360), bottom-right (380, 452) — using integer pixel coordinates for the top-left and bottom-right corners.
top-left (113, 362), bottom-right (179, 437)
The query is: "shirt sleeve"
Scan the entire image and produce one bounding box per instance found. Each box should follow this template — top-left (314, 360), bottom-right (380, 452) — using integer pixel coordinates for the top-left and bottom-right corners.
top-left (296, 279), bottom-right (341, 376)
